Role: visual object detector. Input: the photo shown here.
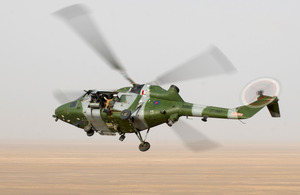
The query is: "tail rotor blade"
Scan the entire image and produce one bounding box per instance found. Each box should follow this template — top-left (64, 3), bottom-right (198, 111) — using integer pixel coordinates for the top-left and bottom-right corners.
top-left (53, 4), bottom-right (135, 84)
top-left (154, 46), bottom-right (236, 85)
top-left (172, 120), bottom-right (220, 152)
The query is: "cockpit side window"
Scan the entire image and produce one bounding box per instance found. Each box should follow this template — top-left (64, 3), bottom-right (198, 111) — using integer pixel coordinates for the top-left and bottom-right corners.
top-left (119, 95), bottom-right (127, 103)
top-left (113, 93), bottom-right (138, 111)
top-left (70, 101), bottom-right (77, 108)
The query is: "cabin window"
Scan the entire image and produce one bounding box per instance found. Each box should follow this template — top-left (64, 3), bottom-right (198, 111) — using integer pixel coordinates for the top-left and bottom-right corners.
top-left (119, 95), bottom-right (127, 103)
top-left (70, 101), bottom-right (77, 108)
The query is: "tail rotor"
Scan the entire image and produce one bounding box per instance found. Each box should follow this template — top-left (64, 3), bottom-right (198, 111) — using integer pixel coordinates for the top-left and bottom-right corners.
top-left (241, 77), bottom-right (280, 106)
top-left (240, 78), bottom-right (281, 117)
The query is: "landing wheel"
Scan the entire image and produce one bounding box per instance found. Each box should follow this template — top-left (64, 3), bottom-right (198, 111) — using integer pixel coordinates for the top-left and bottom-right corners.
top-left (86, 130), bottom-right (94, 137)
top-left (119, 134), bottom-right (126, 142)
top-left (135, 129), bottom-right (151, 152)
top-left (139, 142), bottom-right (150, 152)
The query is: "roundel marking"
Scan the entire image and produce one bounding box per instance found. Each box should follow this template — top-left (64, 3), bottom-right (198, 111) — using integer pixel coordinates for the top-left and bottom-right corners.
top-left (154, 100), bottom-right (160, 105)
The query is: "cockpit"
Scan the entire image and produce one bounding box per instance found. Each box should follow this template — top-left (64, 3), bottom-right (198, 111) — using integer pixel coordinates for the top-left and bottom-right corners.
top-left (81, 90), bottom-right (140, 113)
top-left (81, 91), bottom-right (118, 109)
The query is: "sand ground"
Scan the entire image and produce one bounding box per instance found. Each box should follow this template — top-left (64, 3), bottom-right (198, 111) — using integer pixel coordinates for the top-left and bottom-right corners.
top-left (0, 141), bottom-right (300, 195)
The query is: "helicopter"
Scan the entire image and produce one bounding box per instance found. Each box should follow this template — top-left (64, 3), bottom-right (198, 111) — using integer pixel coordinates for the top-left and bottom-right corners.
top-left (52, 4), bottom-right (280, 152)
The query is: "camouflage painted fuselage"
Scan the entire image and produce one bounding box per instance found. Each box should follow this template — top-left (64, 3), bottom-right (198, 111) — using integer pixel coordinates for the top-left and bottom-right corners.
top-left (54, 84), bottom-right (279, 136)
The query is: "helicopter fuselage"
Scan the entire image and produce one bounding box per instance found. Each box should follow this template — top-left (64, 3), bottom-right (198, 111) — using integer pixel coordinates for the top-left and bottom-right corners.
top-left (54, 84), bottom-right (194, 136)
top-left (54, 84), bottom-right (278, 137)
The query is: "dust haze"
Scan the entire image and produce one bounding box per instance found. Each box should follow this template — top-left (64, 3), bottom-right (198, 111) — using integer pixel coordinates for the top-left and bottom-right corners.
top-left (1, 141), bottom-right (300, 194)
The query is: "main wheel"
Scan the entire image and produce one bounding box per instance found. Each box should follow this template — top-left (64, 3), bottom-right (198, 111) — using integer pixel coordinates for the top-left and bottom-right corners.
top-left (139, 142), bottom-right (151, 152)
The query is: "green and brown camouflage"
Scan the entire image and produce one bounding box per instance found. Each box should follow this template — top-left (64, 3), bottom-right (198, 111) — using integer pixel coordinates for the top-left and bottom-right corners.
top-left (54, 4), bottom-right (271, 151)
top-left (54, 84), bottom-right (280, 136)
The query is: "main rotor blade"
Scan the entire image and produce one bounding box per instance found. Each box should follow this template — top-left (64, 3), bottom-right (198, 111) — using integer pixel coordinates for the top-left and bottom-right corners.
top-left (53, 89), bottom-right (85, 104)
top-left (54, 4), bottom-right (135, 84)
top-left (53, 89), bottom-right (71, 104)
top-left (153, 46), bottom-right (236, 85)
top-left (172, 120), bottom-right (219, 152)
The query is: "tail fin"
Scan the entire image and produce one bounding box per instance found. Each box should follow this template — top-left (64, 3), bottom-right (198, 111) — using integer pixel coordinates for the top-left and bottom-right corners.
top-left (236, 96), bottom-right (280, 119)
top-left (267, 99), bottom-right (280, 117)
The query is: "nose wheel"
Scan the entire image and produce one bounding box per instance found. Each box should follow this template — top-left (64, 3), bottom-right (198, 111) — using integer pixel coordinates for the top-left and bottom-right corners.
top-left (135, 129), bottom-right (151, 152)
top-left (86, 129), bottom-right (94, 137)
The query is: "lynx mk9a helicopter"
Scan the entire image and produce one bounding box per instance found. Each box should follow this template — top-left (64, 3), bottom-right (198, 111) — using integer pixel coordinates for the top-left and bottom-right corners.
top-left (52, 4), bottom-right (281, 152)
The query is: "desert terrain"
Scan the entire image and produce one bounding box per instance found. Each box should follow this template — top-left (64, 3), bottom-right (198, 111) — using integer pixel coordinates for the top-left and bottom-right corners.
top-left (0, 141), bottom-right (300, 195)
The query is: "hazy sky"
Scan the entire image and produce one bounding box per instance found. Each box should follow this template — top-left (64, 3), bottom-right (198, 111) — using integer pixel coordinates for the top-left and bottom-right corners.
top-left (1, 0), bottom-right (299, 144)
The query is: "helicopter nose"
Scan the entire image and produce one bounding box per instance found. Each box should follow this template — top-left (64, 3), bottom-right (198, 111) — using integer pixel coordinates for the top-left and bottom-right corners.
top-left (54, 104), bottom-right (68, 121)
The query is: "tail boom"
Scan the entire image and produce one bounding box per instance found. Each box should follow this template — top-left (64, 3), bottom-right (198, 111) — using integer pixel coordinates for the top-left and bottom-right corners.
top-left (185, 96), bottom-right (280, 120)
